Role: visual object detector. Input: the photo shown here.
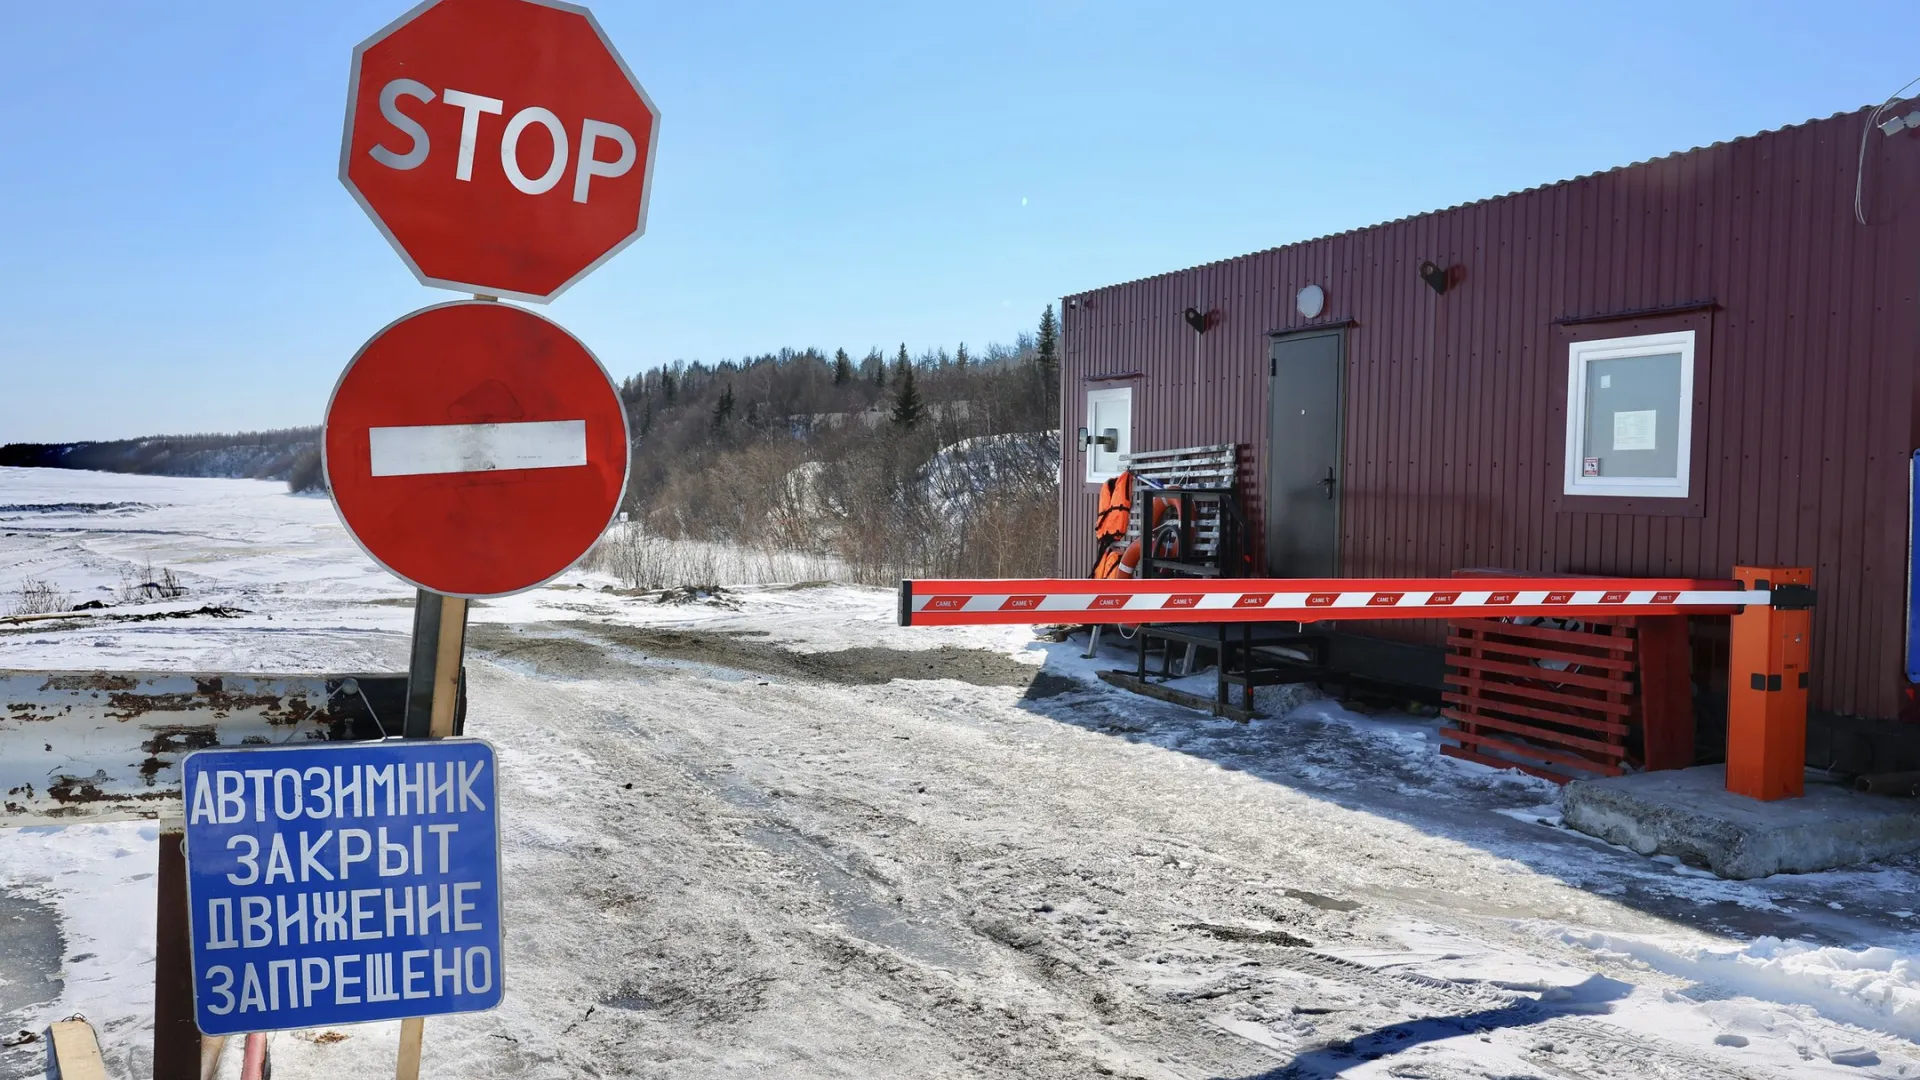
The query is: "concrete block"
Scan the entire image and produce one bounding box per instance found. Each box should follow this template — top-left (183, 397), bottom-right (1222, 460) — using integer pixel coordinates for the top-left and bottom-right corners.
top-left (1563, 765), bottom-right (1920, 879)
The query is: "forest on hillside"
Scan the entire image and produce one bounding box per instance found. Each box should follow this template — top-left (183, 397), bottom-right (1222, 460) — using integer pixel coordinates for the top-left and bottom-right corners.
top-left (603, 307), bottom-right (1064, 584)
top-left (4, 309), bottom-right (1068, 586)
top-left (0, 428), bottom-right (319, 482)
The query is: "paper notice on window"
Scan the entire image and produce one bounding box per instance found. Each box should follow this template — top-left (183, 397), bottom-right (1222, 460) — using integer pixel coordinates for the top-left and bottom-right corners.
top-left (1612, 409), bottom-right (1657, 451)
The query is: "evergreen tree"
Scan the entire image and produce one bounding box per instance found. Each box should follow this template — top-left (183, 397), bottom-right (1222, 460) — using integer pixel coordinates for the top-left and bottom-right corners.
top-left (661, 370), bottom-right (677, 406)
top-left (1036, 304), bottom-right (1060, 415)
top-left (711, 383), bottom-right (735, 430)
top-left (890, 364), bottom-right (924, 429)
top-left (1037, 304), bottom-right (1059, 380)
top-left (871, 350), bottom-right (887, 389)
top-left (833, 348), bottom-right (853, 385)
top-left (895, 343), bottom-right (911, 378)
top-left (955, 342), bottom-right (969, 371)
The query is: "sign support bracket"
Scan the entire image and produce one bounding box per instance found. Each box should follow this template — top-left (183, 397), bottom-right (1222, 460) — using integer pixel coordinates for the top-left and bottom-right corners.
top-left (151, 823), bottom-right (200, 1080)
top-left (395, 590), bottom-right (468, 1080)
top-left (403, 589), bottom-right (468, 738)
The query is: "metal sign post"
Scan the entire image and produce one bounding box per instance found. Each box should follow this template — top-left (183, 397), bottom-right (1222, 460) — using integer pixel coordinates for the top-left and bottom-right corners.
top-left (397, 589), bottom-right (469, 1080)
top-left (405, 591), bottom-right (469, 738)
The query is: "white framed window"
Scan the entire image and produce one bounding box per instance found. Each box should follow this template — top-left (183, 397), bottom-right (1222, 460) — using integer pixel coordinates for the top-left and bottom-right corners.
top-left (1084, 386), bottom-right (1133, 482)
top-left (1563, 330), bottom-right (1695, 498)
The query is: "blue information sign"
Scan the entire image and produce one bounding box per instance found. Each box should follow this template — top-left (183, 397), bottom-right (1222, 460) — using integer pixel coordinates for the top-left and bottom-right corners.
top-left (1910, 450), bottom-right (1920, 683)
top-left (183, 739), bottom-right (504, 1036)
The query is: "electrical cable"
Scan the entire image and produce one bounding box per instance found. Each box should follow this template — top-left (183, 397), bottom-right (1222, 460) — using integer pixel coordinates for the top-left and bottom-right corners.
top-left (1856, 74), bottom-right (1920, 226)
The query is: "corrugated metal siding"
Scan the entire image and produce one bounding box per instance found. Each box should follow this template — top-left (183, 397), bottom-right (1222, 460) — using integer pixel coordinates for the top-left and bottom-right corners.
top-left (1060, 106), bottom-right (1920, 720)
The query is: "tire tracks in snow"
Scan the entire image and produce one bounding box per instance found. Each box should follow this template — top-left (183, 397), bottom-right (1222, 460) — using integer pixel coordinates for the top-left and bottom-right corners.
top-left (461, 627), bottom-right (1842, 1079)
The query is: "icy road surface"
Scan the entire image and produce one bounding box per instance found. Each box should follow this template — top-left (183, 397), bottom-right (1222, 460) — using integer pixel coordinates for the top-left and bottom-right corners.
top-left (5, 467), bottom-right (1920, 1079)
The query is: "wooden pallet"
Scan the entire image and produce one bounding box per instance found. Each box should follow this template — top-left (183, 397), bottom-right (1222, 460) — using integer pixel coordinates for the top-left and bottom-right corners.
top-left (1442, 618), bottom-right (1640, 781)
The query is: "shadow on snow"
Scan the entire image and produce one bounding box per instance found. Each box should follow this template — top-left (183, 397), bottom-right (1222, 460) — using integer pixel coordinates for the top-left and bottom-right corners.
top-left (1014, 635), bottom-right (1920, 952)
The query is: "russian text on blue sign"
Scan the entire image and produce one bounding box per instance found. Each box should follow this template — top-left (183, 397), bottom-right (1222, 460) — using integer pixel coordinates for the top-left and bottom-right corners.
top-left (183, 739), bottom-right (504, 1036)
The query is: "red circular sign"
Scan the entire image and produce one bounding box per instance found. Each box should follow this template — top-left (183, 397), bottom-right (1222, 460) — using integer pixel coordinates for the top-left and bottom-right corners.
top-left (324, 301), bottom-right (629, 597)
top-left (341, 0), bottom-right (661, 302)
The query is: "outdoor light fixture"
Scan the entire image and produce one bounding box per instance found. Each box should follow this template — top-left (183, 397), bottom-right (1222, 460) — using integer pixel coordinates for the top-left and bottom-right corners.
top-left (1182, 307), bottom-right (1210, 334)
top-left (1879, 110), bottom-right (1920, 136)
top-left (1420, 260), bottom-right (1451, 295)
top-left (1296, 284), bottom-right (1326, 319)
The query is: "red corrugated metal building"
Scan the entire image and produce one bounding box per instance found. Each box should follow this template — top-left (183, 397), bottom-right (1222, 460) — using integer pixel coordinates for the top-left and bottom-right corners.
top-left (1058, 103), bottom-right (1920, 727)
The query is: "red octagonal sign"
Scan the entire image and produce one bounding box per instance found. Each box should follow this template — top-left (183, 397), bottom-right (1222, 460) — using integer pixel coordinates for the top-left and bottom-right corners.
top-left (341, 0), bottom-right (661, 303)
top-left (324, 301), bottom-right (629, 598)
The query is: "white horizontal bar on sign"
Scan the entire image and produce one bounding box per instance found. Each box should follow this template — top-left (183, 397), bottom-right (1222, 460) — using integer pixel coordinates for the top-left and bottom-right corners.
top-left (368, 420), bottom-right (588, 477)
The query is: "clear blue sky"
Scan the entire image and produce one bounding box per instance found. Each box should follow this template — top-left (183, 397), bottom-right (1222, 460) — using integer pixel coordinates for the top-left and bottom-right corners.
top-left (1, 1), bottom-right (1913, 442)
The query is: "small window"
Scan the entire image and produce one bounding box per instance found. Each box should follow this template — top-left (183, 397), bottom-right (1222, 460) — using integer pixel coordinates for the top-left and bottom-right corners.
top-left (1563, 330), bottom-right (1695, 498)
top-left (1085, 386), bottom-right (1133, 482)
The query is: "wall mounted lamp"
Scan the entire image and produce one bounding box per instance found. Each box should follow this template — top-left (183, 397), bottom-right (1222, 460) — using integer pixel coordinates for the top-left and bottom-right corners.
top-left (1879, 109), bottom-right (1920, 136)
top-left (1420, 260), bottom-right (1454, 295)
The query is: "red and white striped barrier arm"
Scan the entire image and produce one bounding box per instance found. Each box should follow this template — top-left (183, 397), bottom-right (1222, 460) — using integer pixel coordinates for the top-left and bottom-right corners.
top-left (897, 576), bottom-right (1759, 627)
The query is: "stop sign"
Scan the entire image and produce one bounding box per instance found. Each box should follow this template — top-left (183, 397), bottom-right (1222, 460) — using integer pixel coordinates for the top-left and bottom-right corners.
top-left (324, 301), bottom-right (629, 597)
top-left (341, 0), bottom-right (661, 303)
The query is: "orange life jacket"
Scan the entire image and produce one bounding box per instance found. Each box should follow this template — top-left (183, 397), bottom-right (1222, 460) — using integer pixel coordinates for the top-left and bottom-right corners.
top-left (1095, 471), bottom-right (1132, 544)
top-left (1093, 472), bottom-right (1190, 577)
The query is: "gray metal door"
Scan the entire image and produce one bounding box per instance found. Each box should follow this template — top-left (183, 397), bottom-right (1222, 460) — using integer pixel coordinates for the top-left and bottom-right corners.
top-left (1267, 330), bottom-right (1344, 577)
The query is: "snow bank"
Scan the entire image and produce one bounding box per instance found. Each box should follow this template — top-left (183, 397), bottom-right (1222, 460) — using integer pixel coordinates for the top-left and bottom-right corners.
top-left (1564, 929), bottom-right (1920, 1042)
top-left (0, 823), bottom-right (158, 1076)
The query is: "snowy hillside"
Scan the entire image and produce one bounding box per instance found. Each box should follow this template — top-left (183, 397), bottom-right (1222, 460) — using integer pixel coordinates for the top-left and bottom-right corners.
top-left (6, 469), bottom-right (1920, 1078)
top-left (921, 430), bottom-right (1059, 517)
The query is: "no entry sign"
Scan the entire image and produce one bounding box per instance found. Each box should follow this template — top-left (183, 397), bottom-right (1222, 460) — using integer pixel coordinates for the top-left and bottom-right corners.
top-left (324, 301), bottom-right (628, 597)
top-left (183, 740), bottom-right (504, 1035)
top-left (340, 0), bottom-right (661, 302)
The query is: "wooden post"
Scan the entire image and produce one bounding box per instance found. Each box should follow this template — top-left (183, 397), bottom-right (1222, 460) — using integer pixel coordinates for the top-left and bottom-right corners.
top-left (152, 821), bottom-right (201, 1080)
top-left (427, 595), bottom-right (468, 740)
top-left (1635, 614), bottom-right (1696, 771)
top-left (46, 1019), bottom-right (107, 1080)
top-left (395, 592), bottom-right (467, 1080)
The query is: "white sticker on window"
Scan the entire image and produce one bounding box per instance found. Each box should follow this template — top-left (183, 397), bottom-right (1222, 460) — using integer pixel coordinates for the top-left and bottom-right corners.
top-left (1613, 409), bottom-right (1657, 451)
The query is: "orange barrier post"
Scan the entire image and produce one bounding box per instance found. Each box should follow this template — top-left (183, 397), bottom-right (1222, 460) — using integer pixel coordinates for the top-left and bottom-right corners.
top-left (1726, 566), bottom-right (1814, 800)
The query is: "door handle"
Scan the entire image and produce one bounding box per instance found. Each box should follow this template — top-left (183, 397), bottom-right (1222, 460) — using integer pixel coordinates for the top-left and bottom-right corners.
top-left (1319, 467), bottom-right (1336, 500)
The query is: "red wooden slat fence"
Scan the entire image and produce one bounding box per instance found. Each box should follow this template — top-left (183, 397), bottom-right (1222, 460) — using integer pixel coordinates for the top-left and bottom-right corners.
top-left (1442, 613), bottom-right (1696, 783)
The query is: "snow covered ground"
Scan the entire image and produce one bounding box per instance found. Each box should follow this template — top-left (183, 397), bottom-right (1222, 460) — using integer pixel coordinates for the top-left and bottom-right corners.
top-left (6, 467), bottom-right (1920, 1078)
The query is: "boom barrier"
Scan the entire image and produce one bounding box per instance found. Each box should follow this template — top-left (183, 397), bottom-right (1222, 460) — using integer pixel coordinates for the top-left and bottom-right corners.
top-left (899, 567), bottom-right (1817, 805)
top-left (897, 575), bottom-right (1777, 628)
